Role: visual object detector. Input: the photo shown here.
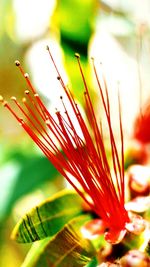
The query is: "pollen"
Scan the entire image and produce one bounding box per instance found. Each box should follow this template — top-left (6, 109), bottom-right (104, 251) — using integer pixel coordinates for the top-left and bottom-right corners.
top-left (22, 97), bottom-right (26, 103)
top-left (11, 96), bottom-right (17, 101)
top-left (0, 95), bottom-right (4, 102)
top-left (15, 60), bottom-right (20, 66)
top-left (1, 100), bottom-right (8, 107)
top-left (0, 96), bottom-right (7, 106)
top-left (24, 73), bottom-right (29, 78)
top-left (46, 45), bottom-right (50, 51)
top-left (74, 53), bottom-right (80, 58)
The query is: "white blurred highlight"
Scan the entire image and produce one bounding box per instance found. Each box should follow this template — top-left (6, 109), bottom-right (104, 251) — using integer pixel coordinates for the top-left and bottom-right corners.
top-left (89, 28), bottom-right (150, 137)
top-left (25, 38), bottom-right (68, 103)
top-left (13, 0), bottom-right (56, 41)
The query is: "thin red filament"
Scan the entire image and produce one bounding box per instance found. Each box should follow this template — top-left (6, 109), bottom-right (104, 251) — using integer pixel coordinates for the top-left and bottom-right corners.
top-left (1, 50), bottom-right (129, 231)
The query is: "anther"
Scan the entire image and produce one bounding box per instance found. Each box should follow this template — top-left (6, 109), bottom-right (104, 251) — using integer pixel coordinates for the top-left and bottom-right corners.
top-left (15, 60), bottom-right (20, 67)
top-left (11, 96), bottom-right (17, 101)
top-left (24, 73), bottom-right (29, 78)
top-left (0, 95), bottom-right (4, 102)
top-left (2, 101), bottom-right (8, 107)
top-left (46, 45), bottom-right (50, 51)
top-left (75, 53), bottom-right (80, 59)
top-left (57, 76), bottom-right (61, 80)
top-left (60, 96), bottom-right (63, 100)
top-left (45, 119), bottom-right (50, 125)
top-left (25, 90), bottom-right (30, 95)
top-left (0, 96), bottom-right (7, 106)
top-left (22, 97), bottom-right (26, 103)
top-left (19, 119), bottom-right (24, 126)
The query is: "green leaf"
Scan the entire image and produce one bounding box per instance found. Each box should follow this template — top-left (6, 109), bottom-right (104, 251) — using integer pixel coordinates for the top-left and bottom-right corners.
top-left (0, 153), bottom-right (59, 221)
top-left (21, 215), bottom-right (96, 267)
top-left (11, 190), bottom-right (84, 243)
top-left (56, 0), bottom-right (96, 57)
top-left (85, 257), bottom-right (98, 267)
top-left (7, 154), bottom-right (59, 204)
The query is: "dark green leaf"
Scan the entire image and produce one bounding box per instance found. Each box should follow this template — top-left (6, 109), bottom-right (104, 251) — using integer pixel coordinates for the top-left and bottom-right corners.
top-left (11, 190), bottom-right (84, 243)
top-left (57, 0), bottom-right (96, 57)
top-left (21, 214), bottom-right (96, 267)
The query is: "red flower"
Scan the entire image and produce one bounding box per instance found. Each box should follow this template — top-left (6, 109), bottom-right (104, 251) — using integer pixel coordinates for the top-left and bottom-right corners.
top-left (133, 101), bottom-right (150, 144)
top-left (0, 47), bottom-right (139, 244)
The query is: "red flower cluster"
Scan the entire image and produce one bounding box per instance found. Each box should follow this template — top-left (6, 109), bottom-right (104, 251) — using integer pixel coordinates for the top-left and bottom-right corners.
top-left (2, 47), bottom-right (146, 244)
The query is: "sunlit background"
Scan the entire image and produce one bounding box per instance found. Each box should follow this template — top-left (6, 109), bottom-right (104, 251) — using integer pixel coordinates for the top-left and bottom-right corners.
top-left (0, 1), bottom-right (150, 266)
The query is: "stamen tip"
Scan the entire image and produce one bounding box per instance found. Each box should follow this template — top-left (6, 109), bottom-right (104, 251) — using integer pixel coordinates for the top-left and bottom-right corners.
top-left (24, 73), bottom-right (29, 78)
top-left (46, 45), bottom-right (50, 51)
top-left (22, 97), bottom-right (26, 103)
top-left (15, 60), bottom-right (20, 67)
top-left (57, 76), bottom-right (61, 80)
top-left (0, 95), bottom-right (4, 102)
top-left (75, 53), bottom-right (80, 59)
top-left (11, 96), bottom-right (17, 101)
top-left (2, 100), bottom-right (8, 107)
top-left (25, 90), bottom-right (29, 95)
top-left (0, 96), bottom-right (7, 106)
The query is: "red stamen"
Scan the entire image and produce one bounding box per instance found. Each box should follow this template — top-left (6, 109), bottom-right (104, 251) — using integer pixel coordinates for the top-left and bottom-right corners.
top-left (1, 49), bottom-right (130, 242)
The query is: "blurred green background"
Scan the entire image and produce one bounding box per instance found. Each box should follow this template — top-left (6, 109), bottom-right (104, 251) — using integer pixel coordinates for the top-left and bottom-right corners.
top-left (0, 1), bottom-right (150, 266)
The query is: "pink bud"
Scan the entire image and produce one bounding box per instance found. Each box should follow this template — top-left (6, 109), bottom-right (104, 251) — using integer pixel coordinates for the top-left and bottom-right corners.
top-left (120, 250), bottom-right (150, 267)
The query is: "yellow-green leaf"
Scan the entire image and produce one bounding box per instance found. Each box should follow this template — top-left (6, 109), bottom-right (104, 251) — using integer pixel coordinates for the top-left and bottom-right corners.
top-left (57, 0), bottom-right (96, 48)
top-left (21, 215), bottom-right (96, 267)
top-left (11, 190), bottom-right (83, 243)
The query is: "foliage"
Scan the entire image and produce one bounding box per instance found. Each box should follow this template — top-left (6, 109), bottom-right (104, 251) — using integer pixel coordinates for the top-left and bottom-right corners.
top-left (11, 190), bottom-right (83, 243)
top-left (0, 149), bottom-right (59, 221)
top-left (21, 215), bottom-right (95, 267)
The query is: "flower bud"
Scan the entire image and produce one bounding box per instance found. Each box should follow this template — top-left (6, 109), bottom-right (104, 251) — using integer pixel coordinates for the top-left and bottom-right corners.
top-left (81, 219), bottom-right (106, 239)
top-left (128, 165), bottom-right (150, 195)
top-left (120, 250), bottom-right (150, 267)
top-left (126, 212), bottom-right (146, 235)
